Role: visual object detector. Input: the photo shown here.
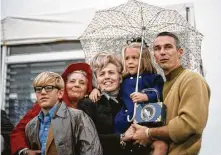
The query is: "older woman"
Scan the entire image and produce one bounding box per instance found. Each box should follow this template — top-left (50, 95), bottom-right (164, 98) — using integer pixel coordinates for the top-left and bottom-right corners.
top-left (10, 63), bottom-right (95, 155)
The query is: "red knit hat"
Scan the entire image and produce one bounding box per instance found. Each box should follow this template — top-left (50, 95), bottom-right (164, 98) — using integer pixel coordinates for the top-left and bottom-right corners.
top-left (61, 62), bottom-right (92, 106)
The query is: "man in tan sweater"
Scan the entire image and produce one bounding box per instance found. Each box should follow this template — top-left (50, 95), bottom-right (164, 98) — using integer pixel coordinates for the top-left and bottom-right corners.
top-left (131, 32), bottom-right (210, 155)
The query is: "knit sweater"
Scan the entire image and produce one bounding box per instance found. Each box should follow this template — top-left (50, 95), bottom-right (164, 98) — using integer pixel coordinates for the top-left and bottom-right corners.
top-left (163, 67), bottom-right (210, 155)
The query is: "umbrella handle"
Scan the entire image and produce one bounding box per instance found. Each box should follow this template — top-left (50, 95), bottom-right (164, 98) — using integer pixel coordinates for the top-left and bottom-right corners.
top-left (127, 28), bottom-right (145, 123)
top-left (127, 103), bottom-right (137, 123)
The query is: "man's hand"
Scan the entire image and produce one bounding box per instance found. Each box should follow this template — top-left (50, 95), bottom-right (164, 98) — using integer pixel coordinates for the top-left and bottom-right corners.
top-left (122, 125), bottom-right (135, 141)
top-left (151, 140), bottom-right (168, 155)
top-left (89, 88), bottom-right (101, 102)
top-left (132, 123), bottom-right (152, 146)
top-left (26, 149), bottom-right (41, 155)
top-left (130, 92), bottom-right (148, 103)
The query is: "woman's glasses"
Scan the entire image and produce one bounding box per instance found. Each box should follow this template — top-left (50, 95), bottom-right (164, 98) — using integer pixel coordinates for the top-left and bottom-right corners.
top-left (34, 85), bottom-right (59, 93)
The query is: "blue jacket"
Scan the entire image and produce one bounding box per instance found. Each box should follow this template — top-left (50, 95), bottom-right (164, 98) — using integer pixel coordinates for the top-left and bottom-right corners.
top-left (114, 73), bottom-right (164, 133)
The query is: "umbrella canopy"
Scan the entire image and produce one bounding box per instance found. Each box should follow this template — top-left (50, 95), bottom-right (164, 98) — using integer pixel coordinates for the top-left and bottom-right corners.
top-left (80, 0), bottom-right (203, 74)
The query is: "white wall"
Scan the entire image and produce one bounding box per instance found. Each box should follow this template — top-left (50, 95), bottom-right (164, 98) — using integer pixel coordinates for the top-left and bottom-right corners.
top-left (1, 0), bottom-right (221, 154)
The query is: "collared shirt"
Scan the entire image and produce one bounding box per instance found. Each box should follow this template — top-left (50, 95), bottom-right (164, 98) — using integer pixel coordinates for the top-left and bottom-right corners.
top-left (101, 91), bottom-right (119, 103)
top-left (163, 66), bottom-right (185, 100)
top-left (38, 103), bottom-right (58, 155)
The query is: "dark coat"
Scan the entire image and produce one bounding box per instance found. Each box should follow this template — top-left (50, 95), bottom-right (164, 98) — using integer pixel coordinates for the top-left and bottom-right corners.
top-left (78, 96), bottom-right (122, 155)
top-left (1, 110), bottom-right (14, 155)
top-left (78, 96), bottom-right (149, 155)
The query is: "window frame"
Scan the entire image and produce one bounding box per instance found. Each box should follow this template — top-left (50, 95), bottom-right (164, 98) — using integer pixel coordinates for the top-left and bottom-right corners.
top-left (1, 45), bottom-right (85, 109)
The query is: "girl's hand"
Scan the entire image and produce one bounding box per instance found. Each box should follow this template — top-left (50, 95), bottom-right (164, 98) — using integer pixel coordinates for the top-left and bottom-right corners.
top-left (130, 92), bottom-right (148, 103)
top-left (89, 88), bottom-right (101, 103)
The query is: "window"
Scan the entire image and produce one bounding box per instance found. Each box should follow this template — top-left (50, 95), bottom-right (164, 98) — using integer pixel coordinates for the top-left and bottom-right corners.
top-left (6, 60), bottom-right (84, 125)
top-left (3, 41), bottom-right (85, 125)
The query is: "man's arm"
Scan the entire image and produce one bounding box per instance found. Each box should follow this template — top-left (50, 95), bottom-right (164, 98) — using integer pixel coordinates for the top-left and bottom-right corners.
top-left (149, 126), bottom-right (170, 141)
top-left (132, 74), bottom-right (210, 144)
top-left (132, 124), bottom-right (171, 145)
top-left (10, 103), bottom-right (41, 155)
top-left (167, 74), bottom-right (210, 143)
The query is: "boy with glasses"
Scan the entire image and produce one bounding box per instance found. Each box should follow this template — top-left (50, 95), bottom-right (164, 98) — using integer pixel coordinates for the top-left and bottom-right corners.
top-left (24, 71), bottom-right (102, 155)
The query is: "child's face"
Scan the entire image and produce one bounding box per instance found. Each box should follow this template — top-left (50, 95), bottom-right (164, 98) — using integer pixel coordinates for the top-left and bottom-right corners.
top-left (124, 47), bottom-right (140, 75)
top-left (35, 82), bottom-right (63, 109)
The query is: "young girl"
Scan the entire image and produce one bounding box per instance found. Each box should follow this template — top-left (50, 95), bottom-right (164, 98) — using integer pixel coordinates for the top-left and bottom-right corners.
top-left (114, 41), bottom-right (164, 134)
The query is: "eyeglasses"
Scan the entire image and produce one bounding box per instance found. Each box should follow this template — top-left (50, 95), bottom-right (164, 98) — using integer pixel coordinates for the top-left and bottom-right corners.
top-left (34, 85), bottom-right (59, 93)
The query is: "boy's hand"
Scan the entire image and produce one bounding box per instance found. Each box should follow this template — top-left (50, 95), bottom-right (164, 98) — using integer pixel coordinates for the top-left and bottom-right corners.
top-left (26, 149), bottom-right (41, 155)
top-left (130, 92), bottom-right (148, 103)
top-left (89, 88), bottom-right (101, 103)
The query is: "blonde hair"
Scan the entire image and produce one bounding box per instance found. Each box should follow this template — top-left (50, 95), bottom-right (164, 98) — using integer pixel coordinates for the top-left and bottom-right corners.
top-left (90, 52), bottom-right (123, 75)
top-left (122, 42), bottom-right (157, 75)
top-left (33, 71), bottom-right (64, 89)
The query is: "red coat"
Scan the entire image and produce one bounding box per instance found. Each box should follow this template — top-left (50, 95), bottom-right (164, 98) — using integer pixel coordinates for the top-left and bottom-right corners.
top-left (10, 104), bottom-right (41, 154)
top-left (10, 63), bottom-right (92, 154)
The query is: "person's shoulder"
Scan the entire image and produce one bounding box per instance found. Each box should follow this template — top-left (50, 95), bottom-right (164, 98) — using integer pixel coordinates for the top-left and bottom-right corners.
top-left (180, 70), bottom-right (209, 89)
top-left (183, 69), bottom-right (206, 81)
top-left (179, 69), bottom-right (210, 93)
top-left (67, 107), bottom-right (82, 114)
top-left (28, 116), bottom-right (38, 124)
top-left (1, 110), bottom-right (9, 123)
top-left (143, 72), bottom-right (162, 77)
top-left (79, 97), bottom-right (93, 104)
top-left (67, 107), bottom-right (92, 124)
top-left (67, 105), bottom-right (89, 117)
top-left (143, 72), bottom-right (164, 82)
top-left (26, 116), bottom-right (38, 129)
top-left (1, 110), bottom-right (14, 131)
top-left (1, 109), bottom-right (7, 116)
top-left (153, 73), bottom-right (164, 80)
top-left (78, 97), bottom-right (95, 108)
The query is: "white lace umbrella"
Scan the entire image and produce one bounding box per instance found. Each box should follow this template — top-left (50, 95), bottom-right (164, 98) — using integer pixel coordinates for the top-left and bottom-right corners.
top-left (80, 0), bottom-right (203, 122)
top-left (80, 0), bottom-right (203, 72)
